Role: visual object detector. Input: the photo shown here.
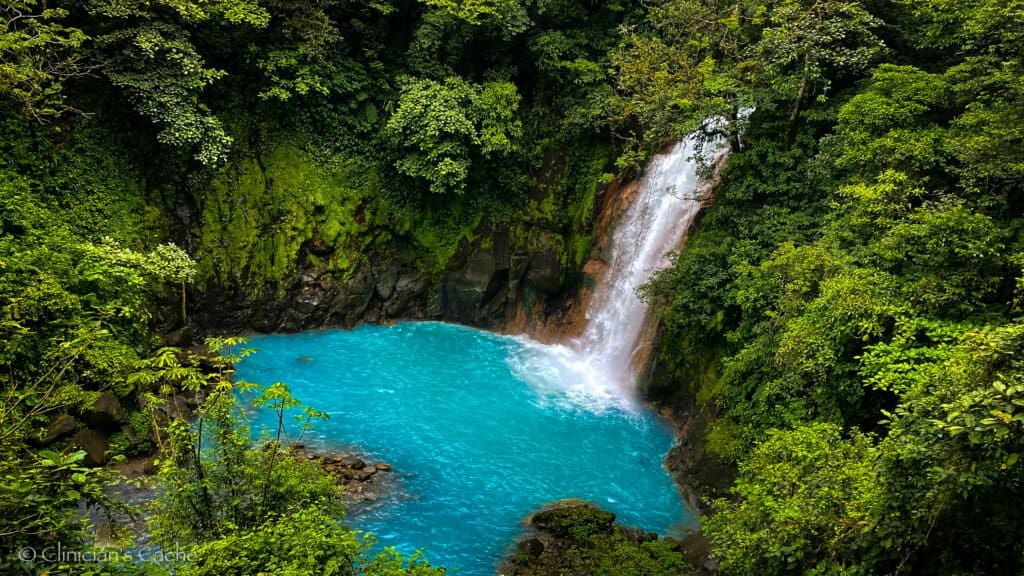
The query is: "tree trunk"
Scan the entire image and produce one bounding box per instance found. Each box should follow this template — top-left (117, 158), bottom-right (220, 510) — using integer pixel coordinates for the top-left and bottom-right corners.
top-left (785, 53), bottom-right (811, 149)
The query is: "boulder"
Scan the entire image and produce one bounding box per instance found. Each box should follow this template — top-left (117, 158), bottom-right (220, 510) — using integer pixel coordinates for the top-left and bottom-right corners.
top-left (279, 269), bottom-right (335, 329)
top-left (113, 454), bottom-right (158, 477)
top-left (74, 428), bottom-right (110, 466)
top-left (328, 270), bottom-right (375, 327)
top-left (85, 392), bottom-right (126, 431)
top-left (375, 268), bottom-right (397, 301)
top-left (530, 500), bottom-right (616, 540)
top-left (680, 533), bottom-right (713, 569)
top-left (294, 294), bottom-right (319, 315)
top-left (161, 325), bottom-right (195, 347)
top-left (121, 424), bottom-right (141, 446)
top-left (165, 396), bottom-right (192, 420)
top-left (502, 501), bottom-right (684, 576)
top-left (363, 305), bottom-right (381, 323)
top-left (288, 448), bottom-right (396, 509)
top-left (41, 414), bottom-right (78, 444)
top-left (142, 394), bottom-right (191, 422)
top-left (517, 537), bottom-right (545, 559)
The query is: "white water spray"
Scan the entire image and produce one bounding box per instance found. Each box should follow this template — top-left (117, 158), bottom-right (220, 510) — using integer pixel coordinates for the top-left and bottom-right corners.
top-left (511, 131), bottom-right (729, 412)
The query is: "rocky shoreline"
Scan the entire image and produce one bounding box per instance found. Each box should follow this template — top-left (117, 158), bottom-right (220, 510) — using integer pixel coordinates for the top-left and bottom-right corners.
top-left (289, 445), bottom-right (398, 511)
top-left (652, 404), bottom-right (733, 516)
top-left (94, 445), bottom-right (398, 555)
top-left (114, 444), bottom-right (398, 510)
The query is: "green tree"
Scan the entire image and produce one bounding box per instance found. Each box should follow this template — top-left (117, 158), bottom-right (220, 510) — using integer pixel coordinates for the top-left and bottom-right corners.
top-left (132, 340), bottom-right (447, 575)
top-left (874, 323), bottom-right (1024, 574)
top-left (0, 0), bottom-right (90, 120)
top-left (384, 75), bottom-right (522, 196)
top-left (611, 0), bottom-right (884, 160)
top-left (84, 0), bottom-right (270, 164)
top-left (748, 0), bottom-right (884, 144)
top-left (705, 424), bottom-right (880, 576)
top-left (420, 0), bottom-right (530, 36)
top-left (0, 213), bottom-right (195, 567)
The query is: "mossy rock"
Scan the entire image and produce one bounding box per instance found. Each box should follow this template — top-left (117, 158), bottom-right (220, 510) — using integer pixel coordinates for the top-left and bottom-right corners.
top-left (505, 501), bottom-right (695, 576)
top-left (194, 142), bottom-right (380, 293)
top-left (530, 500), bottom-right (616, 542)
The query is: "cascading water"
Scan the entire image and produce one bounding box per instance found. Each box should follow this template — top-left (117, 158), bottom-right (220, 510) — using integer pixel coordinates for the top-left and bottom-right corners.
top-left (511, 131), bottom-right (729, 411)
top-left (234, 130), bottom-right (729, 573)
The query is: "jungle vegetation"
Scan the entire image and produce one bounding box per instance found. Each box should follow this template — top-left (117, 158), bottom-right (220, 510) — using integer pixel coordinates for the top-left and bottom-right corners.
top-left (1, 0), bottom-right (1022, 574)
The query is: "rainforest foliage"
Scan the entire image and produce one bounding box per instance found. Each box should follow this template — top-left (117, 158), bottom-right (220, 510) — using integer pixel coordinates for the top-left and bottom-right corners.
top-left (1, 0), bottom-right (1023, 574)
top-left (636, 0), bottom-right (1024, 574)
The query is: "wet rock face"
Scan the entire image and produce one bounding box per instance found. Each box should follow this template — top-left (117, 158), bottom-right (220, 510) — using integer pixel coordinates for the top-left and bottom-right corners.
top-left (195, 223), bottom-right (576, 334)
top-left (523, 237), bottom-right (563, 296)
top-left (444, 247), bottom-right (498, 325)
top-left (186, 152), bottom-right (644, 337)
top-left (324, 269), bottom-right (374, 327)
top-left (185, 147), bottom-right (686, 338)
top-left (161, 325), bottom-right (195, 348)
top-left (385, 272), bottom-right (427, 317)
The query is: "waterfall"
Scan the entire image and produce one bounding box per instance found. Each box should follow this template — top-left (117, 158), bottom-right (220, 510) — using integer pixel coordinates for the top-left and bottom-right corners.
top-left (511, 131), bottom-right (729, 412)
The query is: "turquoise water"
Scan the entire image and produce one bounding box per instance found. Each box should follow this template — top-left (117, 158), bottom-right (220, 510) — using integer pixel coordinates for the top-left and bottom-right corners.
top-left (236, 322), bottom-right (690, 574)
